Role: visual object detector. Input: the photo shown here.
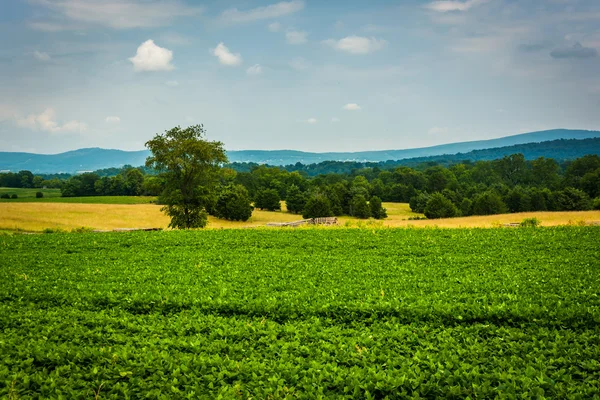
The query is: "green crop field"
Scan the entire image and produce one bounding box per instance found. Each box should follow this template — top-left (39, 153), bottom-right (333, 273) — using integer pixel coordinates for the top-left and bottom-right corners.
top-left (1, 228), bottom-right (599, 398)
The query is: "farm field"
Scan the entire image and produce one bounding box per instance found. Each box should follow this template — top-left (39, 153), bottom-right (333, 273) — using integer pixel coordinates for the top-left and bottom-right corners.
top-left (1, 228), bottom-right (599, 398)
top-left (0, 200), bottom-right (599, 232)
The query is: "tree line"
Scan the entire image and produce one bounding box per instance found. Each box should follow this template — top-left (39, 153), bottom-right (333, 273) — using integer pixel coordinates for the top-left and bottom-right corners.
top-left (2, 127), bottom-right (600, 227)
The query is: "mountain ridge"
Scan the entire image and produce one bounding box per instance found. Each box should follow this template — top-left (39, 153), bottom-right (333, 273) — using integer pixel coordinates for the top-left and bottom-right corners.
top-left (1, 129), bottom-right (599, 173)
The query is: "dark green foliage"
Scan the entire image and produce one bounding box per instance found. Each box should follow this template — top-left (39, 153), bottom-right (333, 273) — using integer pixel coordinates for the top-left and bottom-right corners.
top-left (285, 185), bottom-right (306, 214)
top-left (215, 185), bottom-right (253, 221)
top-left (254, 188), bottom-right (281, 211)
top-left (35, 191), bottom-right (43, 198)
top-left (520, 217), bottom-right (541, 227)
top-left (460, 198), bottom-right (472, 216)
top-left (593, 197), bottom-right (600, 210)
top-left (10, 194), bottom-right (17, 199)
top-left (472, 191), bottom-right (508, 215)
top-left (1, 228), bottom-right (599, 398)
top-left (553, 187), bottom-right (592, 211)
top-left (302, 194), bottom-right (332, 218)
top-left (424, 193), bottom-right (459, 219)
top-left (0, 194), bottom-right (9, 199)
top-left (145, 125), bottom-right (228, 229)
top-left (409, 192), bottom-right (430, 213)
top-left (349, 194), bottom-right (371, 219)
top-left (369, 196), bottom-right (387, 219)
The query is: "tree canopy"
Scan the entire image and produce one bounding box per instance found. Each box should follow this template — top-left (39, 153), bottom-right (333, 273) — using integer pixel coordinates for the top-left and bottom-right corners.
top-left (145, 125), bottom-right (227, 229)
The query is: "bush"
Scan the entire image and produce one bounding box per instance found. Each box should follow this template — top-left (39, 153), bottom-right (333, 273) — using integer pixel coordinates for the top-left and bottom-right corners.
top-left (302, 194), bottom-right (332, 219)
top-left (424, 193), bottom-right (459, 219)
top-left (215, 185), bottom-right (254, 221)
top-left (369, 196), bottom-right (387, 219)
top-left (460, 198), bottom-right (472, 216)
top-left (254, 188), bottom-right (281, 211)
top-left (36, 191), bottom-right (44, 198)
top-left (10, 194), bottom-right (17, 199)
top-left (0, 194), bottom-right (9, 199)
top-left (520, 217), bottom-right (541, 227)
top-left (593, 197), bottom-right (600, 210)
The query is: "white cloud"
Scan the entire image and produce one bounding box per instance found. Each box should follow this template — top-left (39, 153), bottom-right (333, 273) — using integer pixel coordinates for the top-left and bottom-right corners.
top-left (342, 103), bottom-right (361, 111)
top-left (425, 0), bottom-right (488, 12)
top-left (129, 40), bottom-right (174, 72)
top-left (105, 116), bottom-right (120, 124)
top-left (286, 30), bottom-right (308, 45)
top-left (33, 51), bottom-right (51, 61)
top-left (165, 80), bottom-right (179, 86)
top-left (331, 117), bottom-right (340, 122)
top-left (212, 42), bottom-right (242, 66)
top-left (16, 108), bottom-right (86, 134)
top-left (268, 22), bottom-right (282, 32)
top-left (0, 104), bottom-right (17, 122)
top-left (307, 118), bottom-right (317, 124)
top-left (246, 64), bottom-right (263, 75)
top-left (428, 126), bottom-right (449, 135)
top-left (221, 0), bottom-right (304, 24)
top-left (323, 36), bottom-right (386, 54)
top-left (35, 0), bottom-right (202, 29)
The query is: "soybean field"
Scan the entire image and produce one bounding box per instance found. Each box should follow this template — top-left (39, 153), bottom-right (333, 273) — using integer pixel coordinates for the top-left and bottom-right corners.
top-left (1, 228), bottom-right (599, 398)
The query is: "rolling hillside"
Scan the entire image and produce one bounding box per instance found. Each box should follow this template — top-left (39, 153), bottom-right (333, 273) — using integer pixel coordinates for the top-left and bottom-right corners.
top-left (1, 129), bottom-right (599, 173)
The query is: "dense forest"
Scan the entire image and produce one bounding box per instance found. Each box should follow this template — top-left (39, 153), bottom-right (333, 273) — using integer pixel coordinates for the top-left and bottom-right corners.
top-left (2, 153), bottom-right (600, 219)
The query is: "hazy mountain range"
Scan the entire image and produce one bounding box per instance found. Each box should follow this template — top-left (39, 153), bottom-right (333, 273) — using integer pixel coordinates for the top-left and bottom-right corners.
top-left (1, 129), bottom-right (599, 173)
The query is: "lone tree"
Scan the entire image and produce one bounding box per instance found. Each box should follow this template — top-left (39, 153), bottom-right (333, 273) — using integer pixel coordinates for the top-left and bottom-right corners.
top-left (145, 125), bottom-right (227, 229)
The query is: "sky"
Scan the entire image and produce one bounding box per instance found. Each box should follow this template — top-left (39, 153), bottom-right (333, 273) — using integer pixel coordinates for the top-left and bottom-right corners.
top-left (0, 0), bottom-right (599, 154)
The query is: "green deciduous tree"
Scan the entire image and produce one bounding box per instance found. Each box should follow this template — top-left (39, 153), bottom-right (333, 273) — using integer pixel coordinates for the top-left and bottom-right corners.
top-left (145, 125), bottom-right (227, 229)
top-left (350, 194), bottom-right (371, 219)
top-left (254, 188), bottom-right (281, 211)
top-left (285, 185), bottom-right (306, 214)
top-left (424, 193), bottom-right (459, 219)
top-left (302, 194), bottom-right (333, 219)
top-left (215, 185), bottom-right (254, 221)
top-left (369, 196), bottom-right (387, 219)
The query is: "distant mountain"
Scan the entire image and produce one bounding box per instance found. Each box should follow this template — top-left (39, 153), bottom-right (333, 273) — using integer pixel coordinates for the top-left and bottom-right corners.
top-left (1, 129), bottom-right (599, 173)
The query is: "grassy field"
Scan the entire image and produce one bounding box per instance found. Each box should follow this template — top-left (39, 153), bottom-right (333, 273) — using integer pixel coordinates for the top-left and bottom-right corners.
top-left (1, 228), bottom-right (599, 398)
top-left (1, 200), bottom-right (599, 232)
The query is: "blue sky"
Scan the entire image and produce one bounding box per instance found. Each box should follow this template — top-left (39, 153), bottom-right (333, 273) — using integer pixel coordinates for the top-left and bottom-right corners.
top-left (1, 0), bottom-right (599, 154)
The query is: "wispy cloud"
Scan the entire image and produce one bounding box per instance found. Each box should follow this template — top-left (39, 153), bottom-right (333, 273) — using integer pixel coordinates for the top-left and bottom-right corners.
top-left (425, 0), bottom-right (488, 12)
top-left (16, 108), bottom-right (86, 134)
top-left (129, 40), bottom-right (174, 72)
top-left (105, 116), bottom-right (120, 124)
top-left (33, 51), bottom-right (51, 61)
top-left (268, 22), bottom-right (282, 32)
top-left (286, 30), bottom-right (308, 45)
top-left (220, 0), bottom-right (304, 24)
top-left (550, 43), bottom-right (598, 59)
top-left (342, 103), bottom-right (361, 111)
top-left (323, 36), bottom-right (386, 54)
top-left (306, 117), bottom-right (317, 124)
top-left (212, 42), bottom-right (242, 66)
top-left (247, 64), bottom-right (263, 75)
top-left (32, 0), bottom-right (202, 29)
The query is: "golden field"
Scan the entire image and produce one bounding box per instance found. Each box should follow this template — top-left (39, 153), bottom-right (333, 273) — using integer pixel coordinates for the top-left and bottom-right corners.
top-left (0, 201), bottom-right (599, 232)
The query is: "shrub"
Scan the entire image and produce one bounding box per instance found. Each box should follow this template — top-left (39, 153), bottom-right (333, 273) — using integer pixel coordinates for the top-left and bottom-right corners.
top-left (593, 197), bottom-right (600, 210)
top-left (215, 185), bottom-right (254, 221)
top-left (424, 193), bottom-right (459, 219)
top-left (520, 217), bottom-right (541, 227)
top-left (302, 194), bottom-right (332, 219)
top-left (36, 191), bottom-right (44, 198)
top-left (254, 188), bottom-right (281, 211)
top-left (10, 194), bottom-right (17, 199)
top-left (0, 194), bottom-right (9, 199)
